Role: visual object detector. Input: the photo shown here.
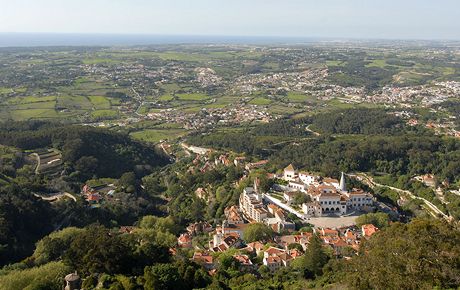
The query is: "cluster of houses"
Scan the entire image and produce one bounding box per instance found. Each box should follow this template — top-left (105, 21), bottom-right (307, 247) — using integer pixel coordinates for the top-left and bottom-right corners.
top-left (81, 183), bottom-right (116, 206)
top-left (174, 153), bottom-right (382, 274)
top-left (182, 220), bottom-right (379, 273)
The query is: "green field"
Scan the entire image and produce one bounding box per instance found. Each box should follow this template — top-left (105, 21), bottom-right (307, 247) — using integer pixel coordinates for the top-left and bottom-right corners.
top-left (8, 95), bottom-right (56, 105)
top-left (286, 92), bottom-right (314, 103)
top-left (130, 129), bottom-right (187, 143)
top-left (176, 93), bottom-right (210, 101)
top-left (249, 97), bottom-right (272, 105)
top-left (0, 87), bottom-right (13, 94)
top-left (159, 83), bottom-right (181, 93)
top-left (91, 109), bottom-right (118, 119)
top-left (10, 109), bottom-right (60, 121)
top-left (158, 95), bottom-right (174, 101)
top-left (88, 96), bottom-right (111, 109)
top-left (57, 95), bottom-right (92, 110)
top-left (14, 100), bottom-right (56, 110)
top-left (82, 58), bottom-right (117, 65)
top-left (365, 59), bottom-right (387, 68)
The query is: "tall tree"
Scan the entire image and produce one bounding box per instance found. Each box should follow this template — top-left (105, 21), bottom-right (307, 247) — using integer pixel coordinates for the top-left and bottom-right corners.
top-left (346, 219), bottom-right (460, 289)
top-left (293, 234), bottom-right (329, 278)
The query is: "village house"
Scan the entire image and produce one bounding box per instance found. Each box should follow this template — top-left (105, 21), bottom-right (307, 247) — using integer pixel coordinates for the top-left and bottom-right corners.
top-left (209, 231), bottom-right (243, 252)
top-left (245, 160), bottom-right (268, 171)
top-left (283, 191), bottom-right (298, 204)
top-left (177, 233), bottom-right (193, 248)
top-left (192, 252), bottom-right (215, 271)
top-left (262, 246), bottom-right (300, 272)
top-left (233, 254), bottom-right (255, 272)
top-left (275, 232), bottom-right (312, 251)
top-left (242, 241), bottom-right (265, 255)
top-left (215, 154), bottom-right (231, 166)
top-left (224, 206), bottom-right (244, 225)
top-left (264, 255), bottom-right (283, 272)
top-left (186, 221), bottom-right (213, 236)
top-left (362, 224), bottom-right (379, 238)
top-left (414, 174), bottom-right (437, 188)
top-left (298, 171), bottom-right (319, 185)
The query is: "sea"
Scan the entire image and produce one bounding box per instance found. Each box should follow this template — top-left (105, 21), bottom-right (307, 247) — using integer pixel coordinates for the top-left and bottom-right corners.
top-left (0, 33), bottom-right (318, 47)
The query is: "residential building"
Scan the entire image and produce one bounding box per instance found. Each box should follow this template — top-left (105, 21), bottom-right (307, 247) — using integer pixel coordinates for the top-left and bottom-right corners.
top-left (362, 224), bottom-right (379, 238)
top-left (224, 206), bottom-right (245, 225)
top-left (239, 183), bottom-right (268, 222)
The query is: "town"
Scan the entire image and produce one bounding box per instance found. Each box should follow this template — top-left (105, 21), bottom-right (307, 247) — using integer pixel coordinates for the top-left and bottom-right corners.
top-left (173, 155), bottom-right (380, 274)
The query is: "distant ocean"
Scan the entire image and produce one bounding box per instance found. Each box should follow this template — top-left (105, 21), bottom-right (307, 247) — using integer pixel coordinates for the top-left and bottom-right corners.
top-left (0, 33), bottom-right (318, 47)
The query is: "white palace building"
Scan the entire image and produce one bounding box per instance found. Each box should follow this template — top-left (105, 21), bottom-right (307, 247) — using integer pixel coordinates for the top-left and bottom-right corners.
top-left (283, 164), bottom-right (374, 217)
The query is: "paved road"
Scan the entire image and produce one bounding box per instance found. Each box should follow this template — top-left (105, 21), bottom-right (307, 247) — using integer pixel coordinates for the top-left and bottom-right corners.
top-left (305, 124), bottom-right (321, 136)
top-left (34, 192), bottom-right (77, 202)
top-left (353, 173), bottom-right (450, 220)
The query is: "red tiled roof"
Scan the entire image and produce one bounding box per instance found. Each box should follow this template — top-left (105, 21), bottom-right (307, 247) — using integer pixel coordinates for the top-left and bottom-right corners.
top-left (362, 224), bottom-right (379, 237)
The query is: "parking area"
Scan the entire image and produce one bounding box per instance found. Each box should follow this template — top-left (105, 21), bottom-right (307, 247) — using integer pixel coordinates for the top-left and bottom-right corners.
top-left (305, 214), bottom-right (359, 228)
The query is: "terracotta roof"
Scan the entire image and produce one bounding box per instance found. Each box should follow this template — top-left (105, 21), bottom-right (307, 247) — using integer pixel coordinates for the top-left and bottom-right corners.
top-left (178, 233), bottom-right (192, 244)
top-left (266, 256), bottom-right (282, 263)
top-left (323, 178), bottom-right (339, 184)
top-left (246, 241), bottom-right (264, 251)
top-left (86, 193), bottom-right (102, 201)
top-left (320, 228), bottom-right (339, 236)
top-left (362, 224), bottom-right (379, 237)
top-left (289, 249), bottom-right (303, 258)
top-left (265, 246), bottom-right (286, 256)
top-left (234, 255), bottom-right (253, 265)
top-left (193, 252), bottom-right (214, 264)
top-left (319, 191), bottom-right (340, 197)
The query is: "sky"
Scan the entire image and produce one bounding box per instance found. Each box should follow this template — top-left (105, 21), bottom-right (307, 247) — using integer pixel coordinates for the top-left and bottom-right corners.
top-left (1, 0), bottom-right (460, 40)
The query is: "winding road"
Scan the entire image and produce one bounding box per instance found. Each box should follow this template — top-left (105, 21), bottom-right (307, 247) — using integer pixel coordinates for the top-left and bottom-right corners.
top-left (351, 172), bottom-right (450, 220)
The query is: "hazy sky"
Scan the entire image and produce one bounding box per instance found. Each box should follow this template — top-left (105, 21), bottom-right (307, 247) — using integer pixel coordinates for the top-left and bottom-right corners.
top-left (1, 0), bottom-right (460, 39)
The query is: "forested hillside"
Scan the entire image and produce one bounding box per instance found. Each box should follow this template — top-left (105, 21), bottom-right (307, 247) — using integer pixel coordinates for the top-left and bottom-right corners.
top-left (0, 122), bottom-right (170, 179)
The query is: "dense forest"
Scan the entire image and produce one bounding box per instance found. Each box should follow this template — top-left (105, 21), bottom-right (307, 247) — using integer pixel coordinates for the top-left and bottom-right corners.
top-left (189, 108), bottom-right (415, 155)
top-left (309, 108), bottom-right (405, 135)
top-left (0, 122), bottom-right (172, 265)
top-left (0, 121), bottom-right (170, 179)
top-left (269, 135), bottom-right (460, 183)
